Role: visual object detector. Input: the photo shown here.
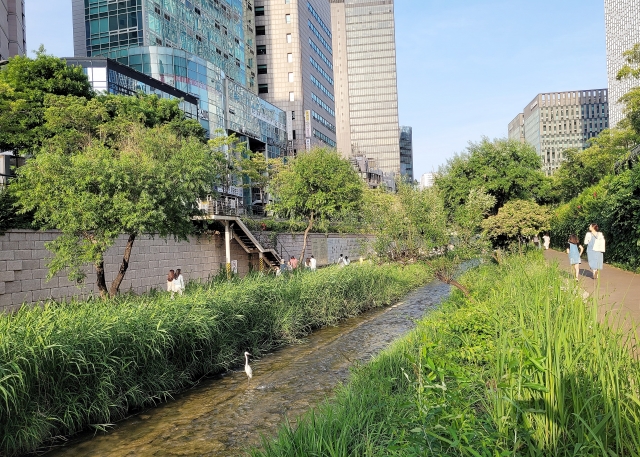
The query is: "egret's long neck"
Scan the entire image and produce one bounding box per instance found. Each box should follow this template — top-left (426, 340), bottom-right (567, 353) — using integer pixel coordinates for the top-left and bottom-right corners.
top-left (245, 354), bottom-right (248, 364)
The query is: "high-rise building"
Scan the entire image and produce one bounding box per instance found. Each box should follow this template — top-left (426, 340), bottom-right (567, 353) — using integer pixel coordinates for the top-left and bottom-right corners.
top-left (254, 0), bottom-right (337, 155)
top-left (510, 89), bottom-right (609, 175)
top-left (507, 113), bottom-right (525, 144)
top-left (0, 0), bottom-right (26, 60)
top-left (72, 0), bottom-right (255, 91)
top-left (604, 0), bottom-right (640, 126)
top-left (419, 172), bottom-right (435, 190)
top-left (399, 126), bottom-right (413, 181)
top-left (331, 0), bottom-right (401, 175)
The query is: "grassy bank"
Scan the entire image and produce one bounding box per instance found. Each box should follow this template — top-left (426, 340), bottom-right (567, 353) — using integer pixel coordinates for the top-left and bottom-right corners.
top-left (0, 263), bottom-right (433, 456)
top-left (252, 254), bottom-right (640, 456)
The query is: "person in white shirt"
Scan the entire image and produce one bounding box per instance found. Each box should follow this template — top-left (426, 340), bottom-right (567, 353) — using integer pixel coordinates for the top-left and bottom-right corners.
top-left (543, 234), bottom-right (551, 250)
top-left (344, 256), bottom-right (350, 266)
top-left (175, 269), bottom-right (185, 296)
top-left (310, 255), bottom-right (317, 271)
top-left (337, 254), bottom-right (345, 267)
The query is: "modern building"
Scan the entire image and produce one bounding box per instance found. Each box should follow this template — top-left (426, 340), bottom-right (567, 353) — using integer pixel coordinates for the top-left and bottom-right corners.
top-left (254, 0), bottom-right (337, 155)
top-left (510, 89), bottom-right (609, 175)
top-left (419, 172), bottom-right (435, 190)
top-left (72, 0), bottom-right (256, 91)
top-left (0, 0), bottom-right (26, 60)
top-left (507, 113), bottom-right (525, 144)
top-left (399, 126), bottom-right (413, 181)
top-left (604, 0), bottom-right (640, 126)
top-left (331, 0), bottom-right (401, 175)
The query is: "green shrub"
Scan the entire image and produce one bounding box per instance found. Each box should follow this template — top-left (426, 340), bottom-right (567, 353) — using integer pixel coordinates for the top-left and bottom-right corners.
top-left (0, 263), bottom-right (432, 456)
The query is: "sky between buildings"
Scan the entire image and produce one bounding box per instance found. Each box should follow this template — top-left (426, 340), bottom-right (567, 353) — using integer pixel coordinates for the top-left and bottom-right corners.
top-left (26, 0), bottom-right (608, 179)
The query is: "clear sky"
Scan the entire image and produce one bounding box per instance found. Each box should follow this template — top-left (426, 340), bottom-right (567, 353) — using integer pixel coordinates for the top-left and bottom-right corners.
top-left (26, 0), bottom-right (608, 179)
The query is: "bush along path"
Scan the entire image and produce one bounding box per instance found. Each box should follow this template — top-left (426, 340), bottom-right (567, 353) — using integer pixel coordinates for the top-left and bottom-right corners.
top-left (252, 253), bottom-right (640, 457)
top-left (0, 263), bottom-right (433, 456)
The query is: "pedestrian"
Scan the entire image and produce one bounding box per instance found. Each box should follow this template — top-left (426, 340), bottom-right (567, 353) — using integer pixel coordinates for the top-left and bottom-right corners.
top-left (337, 254), bottom-right (345, 267)
top-left (310, 255), bottom-right (317, 271)
top-left (584, 223), bottom-right (605, 279)
top-left (533, 234), bottom-right (540, 249)
top-left (167, 269), bottom-right (176, 299)
top-left (279, 259), bottom-right (287, 274)
top-left (305, 258), bottom-right (311, 269)
top-left (344, 256), bottom-right (350, 266)
top-left (290, 256), bottom-right (298, 269)
top-left (566, 234), bottom-right (584, 281)
top-left (543, 233), bottom-right (551, 250)
top-left (175, 268), bottom-right (185, 296)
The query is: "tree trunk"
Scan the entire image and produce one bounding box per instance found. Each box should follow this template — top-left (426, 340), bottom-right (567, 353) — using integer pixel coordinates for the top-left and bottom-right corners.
top-left (300, 212), bottom-right (314, 265)
top-left (95, 260), bottom-right (108, 299)
top-left (109, 233), bottom-right (136, 298)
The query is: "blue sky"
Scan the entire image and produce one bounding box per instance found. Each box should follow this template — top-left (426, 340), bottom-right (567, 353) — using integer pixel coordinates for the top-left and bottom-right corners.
top-left (26, 0), bottom-right (608, 178)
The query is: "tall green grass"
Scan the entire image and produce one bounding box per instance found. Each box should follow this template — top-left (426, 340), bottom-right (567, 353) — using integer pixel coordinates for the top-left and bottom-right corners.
top-left (0, 263), bottom-right (433, 456)
top-left (252, 254), bottom-right (640, 457)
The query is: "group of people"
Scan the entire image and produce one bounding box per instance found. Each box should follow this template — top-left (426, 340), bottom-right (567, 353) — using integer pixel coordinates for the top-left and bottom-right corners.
top-left (166, 269), bottom-right (185, 298)
top-left (276, 255), bottom-right (317, 276)
top-left (337, 254), bottom-right (351, 267)
top-left (533, 234), bottom-right (551, 250)
top-left (567, 224), bottom-right (606, 280)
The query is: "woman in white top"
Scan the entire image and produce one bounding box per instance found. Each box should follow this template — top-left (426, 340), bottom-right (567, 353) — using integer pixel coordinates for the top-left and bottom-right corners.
top-left (584, 224), bottom-right (605, 279)
top-left (167, 270), bottom-right (176, 299)
top-left (175, 269), bottom-right (185, 296)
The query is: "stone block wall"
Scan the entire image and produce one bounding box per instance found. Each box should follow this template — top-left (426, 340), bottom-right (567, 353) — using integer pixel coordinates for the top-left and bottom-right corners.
top-left (0, 230), bottom-right (253, 313)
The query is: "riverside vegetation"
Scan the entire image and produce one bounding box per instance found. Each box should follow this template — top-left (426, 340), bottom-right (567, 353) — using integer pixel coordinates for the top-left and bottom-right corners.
top-left (0, 263), bottom-right (433, 456)
top-left (253, 253), bottom-right (640, 457)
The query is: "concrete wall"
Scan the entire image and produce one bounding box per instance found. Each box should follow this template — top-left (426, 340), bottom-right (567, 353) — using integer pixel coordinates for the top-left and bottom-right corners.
top-left (0, 230), bottom-right (254, 313)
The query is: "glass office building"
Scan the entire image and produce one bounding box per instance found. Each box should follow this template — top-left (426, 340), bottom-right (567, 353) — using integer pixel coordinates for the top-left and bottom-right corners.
top-left (399, 126), bottom-right (413, 181)
top-left (605, 0), bottom-right (640, 126)
top-left (331, 0), bottom-right (401, 175)
top-left (512, 89), bottom-right (609, 175)
top-left (72, 0), bottom-right (257, 91)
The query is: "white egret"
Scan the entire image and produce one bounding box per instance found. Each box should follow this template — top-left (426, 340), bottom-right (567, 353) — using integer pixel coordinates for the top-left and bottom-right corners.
top-left (244, 352), bottom-right (253, 380)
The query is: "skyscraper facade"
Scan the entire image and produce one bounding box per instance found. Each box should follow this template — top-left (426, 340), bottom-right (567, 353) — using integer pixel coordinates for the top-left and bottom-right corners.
top-left (399, 126), bottom-right (413, 181)
top-left (72, 0), bottom-right (256, 91)
top-left (330, 0), bottom-right (401, 175)
top-left (604, 0), bottom-right (640, 126)
top-left (0, 0), bottom-right (26, 60)
top-left (510, 89), bottom-right (609, 175)
top-left (254, 0), bottom-right (337, 155)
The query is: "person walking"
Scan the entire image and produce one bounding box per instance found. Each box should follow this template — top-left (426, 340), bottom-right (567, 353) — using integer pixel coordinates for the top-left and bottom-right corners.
top-left (175, 269), bottom-right (185, 296)
top-left (310, 255), bottom-right (317, 271)
top-left (543, 233), bottom-right (551, 250)
top-left (290, 256), bottom-right (298, 270)
top-left (167, 269), bottom-right (176, 299)
top-left (305, 258), bottom-right (311, 269)
top-left (566, 235), bottom-right (584, 281)
top-left (584, 224), bottom-right (605, 279)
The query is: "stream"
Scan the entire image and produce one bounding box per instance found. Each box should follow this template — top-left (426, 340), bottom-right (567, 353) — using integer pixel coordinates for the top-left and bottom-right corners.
top-left (45, 280), bottom-right (450, 456)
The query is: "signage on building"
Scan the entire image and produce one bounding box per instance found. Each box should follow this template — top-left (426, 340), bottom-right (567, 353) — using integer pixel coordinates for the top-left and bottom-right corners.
top-left (286, 116), bottom-right (293, 141)
top-left (305, 139), bottom-right (311, 151)
top-left (304, 110), bottom-right (312, 138)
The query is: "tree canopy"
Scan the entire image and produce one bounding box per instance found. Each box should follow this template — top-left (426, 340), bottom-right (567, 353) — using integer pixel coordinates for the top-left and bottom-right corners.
top-left (436, 138), bottom-right (547, 214)
top-left (482, 200), bottom-right (551, 248)
top-left (270, 147), bottom-right (364, 260)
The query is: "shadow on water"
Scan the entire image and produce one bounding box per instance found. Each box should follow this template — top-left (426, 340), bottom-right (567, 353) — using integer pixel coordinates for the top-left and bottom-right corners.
top-left (44, 280), bottom-right (451, 457)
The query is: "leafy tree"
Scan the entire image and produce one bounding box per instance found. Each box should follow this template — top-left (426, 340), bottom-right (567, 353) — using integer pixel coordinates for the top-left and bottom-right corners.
top-left (11, 125), bottom-right (227, 298)
top-left (270, 147), bottom-right (364, 261)
top-left (232, 149), bottom-right (282, 210)
top-left (552, 127), bottom-right (639, 202)
top-left (482, 200), bottom-right (551, 249)
top-left (0, 48), bottom-right (93, 155)
top-left (617, 43), bottom-right (640, 136)
top-left (436, 138), bottom-right (548, 214)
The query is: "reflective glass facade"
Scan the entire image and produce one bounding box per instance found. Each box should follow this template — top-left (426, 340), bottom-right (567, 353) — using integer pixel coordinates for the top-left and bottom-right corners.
top-left (72, 0), bottom-right (255, 90)
top-left (399, 126), bottom-right (413, 181)
top-left (604, 0), bottom-right (640, 126)
top-left (331, 0), bottom-right (401, 175)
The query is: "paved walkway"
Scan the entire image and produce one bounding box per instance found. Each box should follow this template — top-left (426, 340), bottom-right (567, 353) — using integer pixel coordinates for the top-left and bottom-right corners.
top-left (544, 249), bottom-right (640, 335)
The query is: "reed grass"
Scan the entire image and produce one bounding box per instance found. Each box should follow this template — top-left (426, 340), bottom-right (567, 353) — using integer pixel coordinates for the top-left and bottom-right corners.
top-left (0, 262), bottom-right (433, 456)
top-left (252, 253), bottom-right (640, 457)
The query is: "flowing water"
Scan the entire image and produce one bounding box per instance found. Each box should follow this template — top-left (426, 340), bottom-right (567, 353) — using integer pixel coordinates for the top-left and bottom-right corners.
top-left (46, 281), bottom-right (450, 457)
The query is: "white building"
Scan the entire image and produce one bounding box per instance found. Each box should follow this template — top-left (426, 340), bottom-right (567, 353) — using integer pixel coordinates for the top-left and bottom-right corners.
top-left (604, 0), bottom-right (640, 126)
top-left (420, 172), bottom-right (435, 190)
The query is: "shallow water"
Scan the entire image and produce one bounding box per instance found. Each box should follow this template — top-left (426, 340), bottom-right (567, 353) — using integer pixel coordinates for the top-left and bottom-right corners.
top-left (45, 281), bottom-right (450, 456)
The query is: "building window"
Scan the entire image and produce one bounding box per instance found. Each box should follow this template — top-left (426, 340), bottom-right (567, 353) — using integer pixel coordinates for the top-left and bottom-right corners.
top-left (288, 72), bottom-right (294, 82)
top-left (259, 84), bottom-right (269, 94)
top-left (291, 111), bottom-right (295, 120)
top-left (287, 53), bottom-right (293, 62)
top-left (285, 14), bottom-right (291, 23)
top-left (255, 6), bottom-right (264, 16)
top-left (292, 130), bottom-right (296, 140)
top-left (256, 25), bottom-right (266, 35)
top-left (285, 0), bottom-right (290, 3)
top-left (286, 34), bottom-right (292, 43)
top-left (258, 64), bottom-right (268, 74)
top-left (257, 45), bottom-right (266, 55)
top-left (289, 92), bottom-right (295, 101)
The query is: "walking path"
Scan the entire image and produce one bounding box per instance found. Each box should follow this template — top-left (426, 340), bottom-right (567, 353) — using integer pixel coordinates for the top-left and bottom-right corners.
top-left (544, 250), bottom-right (640, 335)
